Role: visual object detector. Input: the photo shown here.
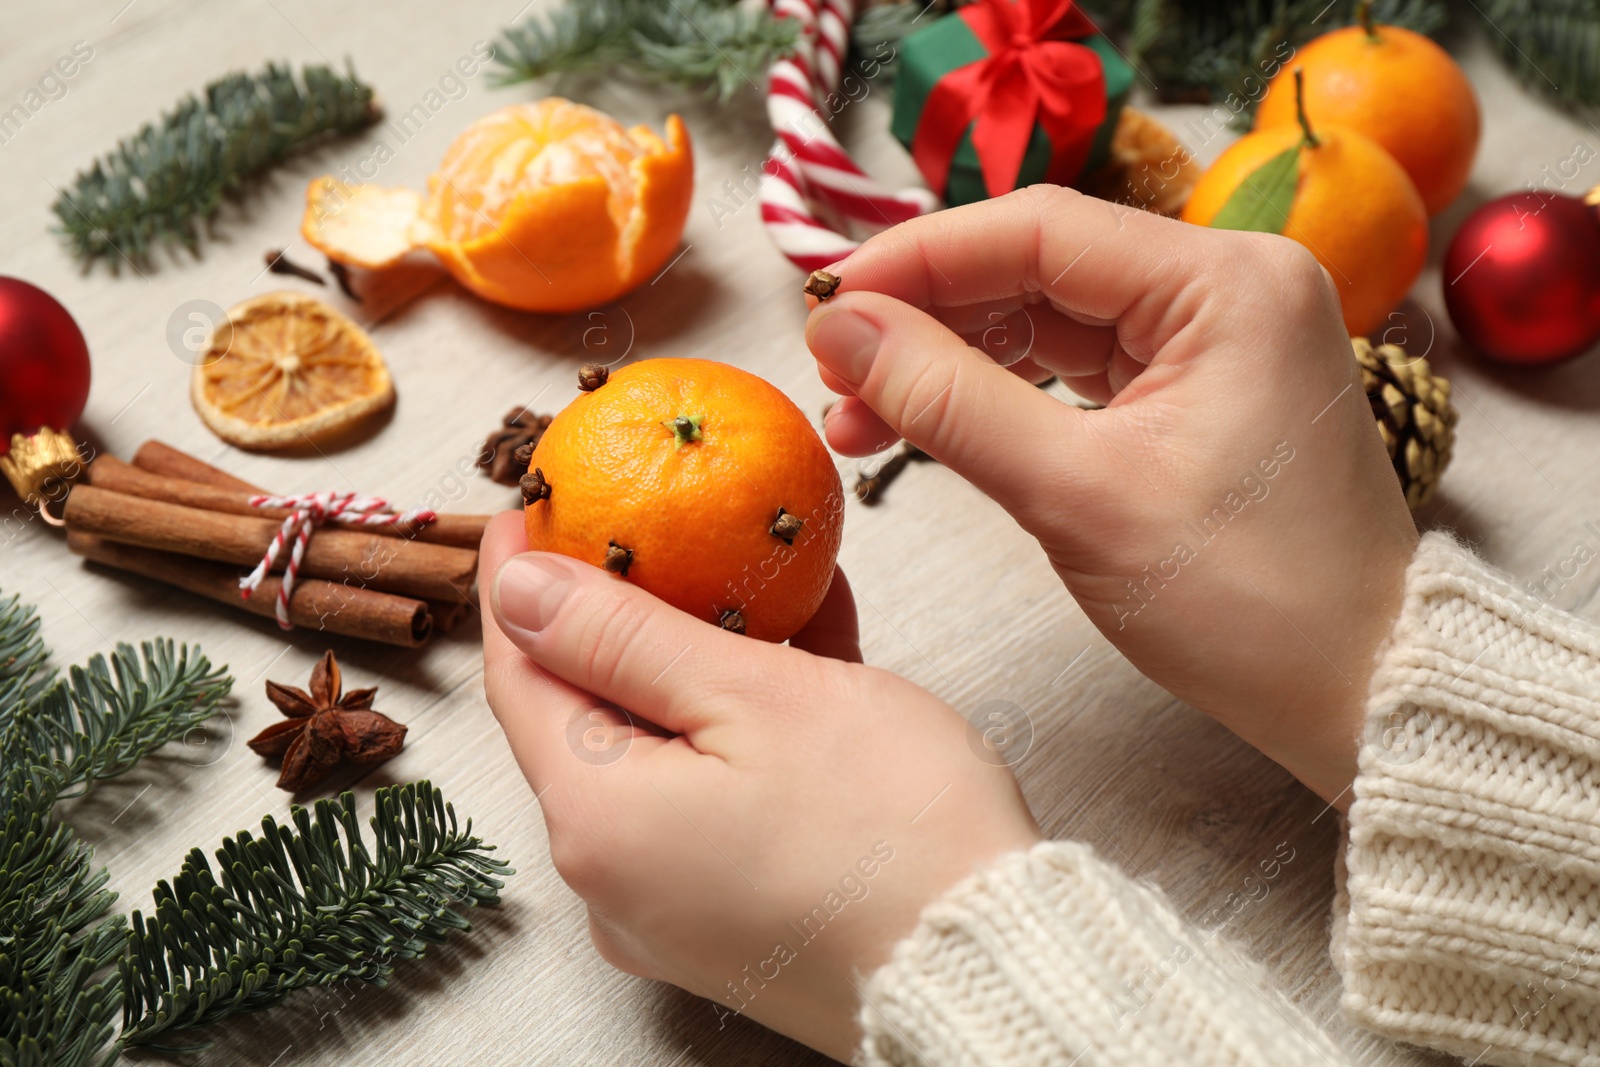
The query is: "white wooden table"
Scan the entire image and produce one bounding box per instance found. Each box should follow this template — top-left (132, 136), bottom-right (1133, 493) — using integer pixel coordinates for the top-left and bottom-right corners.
top-left (3, 3), bottom-right (1598, 1063)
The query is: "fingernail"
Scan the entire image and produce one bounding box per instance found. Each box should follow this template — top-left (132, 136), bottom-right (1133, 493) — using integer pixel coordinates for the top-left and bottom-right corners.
top-left (495, 554), bottom-right (574, 635)
top-left (811, 309), bottom-right (880, 386)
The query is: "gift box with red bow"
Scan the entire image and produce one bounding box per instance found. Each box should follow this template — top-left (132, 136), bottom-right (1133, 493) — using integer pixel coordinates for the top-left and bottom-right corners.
top-left (890, 0), bottom-right (1135, 206)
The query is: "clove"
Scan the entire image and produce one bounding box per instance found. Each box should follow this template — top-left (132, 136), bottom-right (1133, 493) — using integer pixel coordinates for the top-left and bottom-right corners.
top-left (264, 249), bottom-right (325, 285)
top-left (803, 270), bottom-right (841, 301)
top-left (520, 468), bottom-right (551, 506)
top-left (853, 441), bottom-right (931, 505)
top-left (603, 541), bottom-right (633, 577)
top-left (770, 509), bottom-right (804, 544)
top-left (327, 259), bottom-right (362, 302)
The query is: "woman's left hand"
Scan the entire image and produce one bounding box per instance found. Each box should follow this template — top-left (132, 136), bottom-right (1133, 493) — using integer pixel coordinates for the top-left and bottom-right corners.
top-left (480, 511), bottom-right (1040, 1061)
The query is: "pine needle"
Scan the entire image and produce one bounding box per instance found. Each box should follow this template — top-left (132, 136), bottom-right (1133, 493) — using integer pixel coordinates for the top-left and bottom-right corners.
top-left (7, 641), bottom-right (232, 803)
top-left (120, 782), bottom-right (512, 1050)
top-left (0, 771), bottom-right (124, 1067)
top-left (491, 0), bottom-right (799, 101)
top-left (0, 594), bottom-right (56, 727)
top-left (1, 596), bottom-right (230, 1067)
top-left (1, 588), bottom-right (511, 1063)
top-left (1127, 0), bottom-right (1450, 113)
top-left (52, 62), bottom-right (379, 272)
top-left (1472, 0), bottom-right (1600, 108)
top-left (850, 3), bottom-right (929, 81)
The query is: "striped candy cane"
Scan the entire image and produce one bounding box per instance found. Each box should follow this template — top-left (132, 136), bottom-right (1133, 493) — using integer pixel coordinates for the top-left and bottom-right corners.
top-left (240, 491), bottom-right (437, 629)
top-left (761, 0), bottom-right (939, 271)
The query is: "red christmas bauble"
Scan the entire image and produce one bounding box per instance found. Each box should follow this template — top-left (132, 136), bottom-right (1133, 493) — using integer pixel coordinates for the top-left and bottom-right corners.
top-left (0, 277), bottom-right (92, 452)
top-left (1442, 192), bottom-right (1600, 366)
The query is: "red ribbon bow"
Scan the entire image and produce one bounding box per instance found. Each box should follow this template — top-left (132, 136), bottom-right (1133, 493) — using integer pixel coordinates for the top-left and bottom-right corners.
top-left (911, 0), bottom-right (1108, 200)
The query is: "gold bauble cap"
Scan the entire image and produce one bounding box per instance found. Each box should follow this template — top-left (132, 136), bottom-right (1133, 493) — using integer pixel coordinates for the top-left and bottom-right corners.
top-left (0, 427), bottom-right (86, 505)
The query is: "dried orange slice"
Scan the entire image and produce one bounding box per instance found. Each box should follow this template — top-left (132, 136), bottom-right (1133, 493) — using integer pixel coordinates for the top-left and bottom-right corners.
top-left (191, 291), bottom-right (394, 450)
top-left (301, 98), bottom-right (694, 314)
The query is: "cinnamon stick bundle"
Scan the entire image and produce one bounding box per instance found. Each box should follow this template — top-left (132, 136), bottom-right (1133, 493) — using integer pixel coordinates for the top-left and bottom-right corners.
top-left (124, 443), bottom-right (477, 626)
top-left (68, 532), bottom-right (433, 647)
top-left (64, 484), bottom-right (477, 603)
top-left (123, 442), bottom-right (491, 549)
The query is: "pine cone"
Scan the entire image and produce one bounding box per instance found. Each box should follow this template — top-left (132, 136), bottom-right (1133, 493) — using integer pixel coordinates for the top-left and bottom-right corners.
top-left (1076, 108), bottom-right (1200, 217)
top-left (1354, 337), bottom-right (1458, 509)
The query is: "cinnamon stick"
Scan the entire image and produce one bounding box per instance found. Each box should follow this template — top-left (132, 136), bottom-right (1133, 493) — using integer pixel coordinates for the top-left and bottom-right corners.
top-left (92, 454), bottom-right (488, 549)
top-left (427, 599), bottom-right (470, 634)
top-left (68, 532), bottom-right (432, 647)
top-left (131, 439), bottom-right (259, 493)
top-left (63, 484), bottom-right (477, 603)
top-left (126, 442), bottom-right (491, 549)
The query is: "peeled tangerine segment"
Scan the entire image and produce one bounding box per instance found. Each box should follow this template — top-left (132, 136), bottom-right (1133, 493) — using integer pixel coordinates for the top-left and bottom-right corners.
top-left (302, 178), bottom-right (423, 269)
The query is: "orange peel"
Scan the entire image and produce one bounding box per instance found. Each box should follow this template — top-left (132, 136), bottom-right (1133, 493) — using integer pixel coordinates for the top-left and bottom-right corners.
top-left (302, 179), bottom-right (422, 270)
top-left (302, 99), bottom-right (694, 314)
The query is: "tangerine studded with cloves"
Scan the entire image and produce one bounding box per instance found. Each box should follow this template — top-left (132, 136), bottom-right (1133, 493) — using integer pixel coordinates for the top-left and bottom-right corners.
top-left (521, 357), bottom-right (844, 643)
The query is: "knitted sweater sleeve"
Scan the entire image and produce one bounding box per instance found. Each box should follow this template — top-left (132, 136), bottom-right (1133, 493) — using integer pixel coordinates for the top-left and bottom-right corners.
top-left (1333, 531), bottom-right (1600, 1065)
top-left (856, 532), bottom-right (1600, 1067)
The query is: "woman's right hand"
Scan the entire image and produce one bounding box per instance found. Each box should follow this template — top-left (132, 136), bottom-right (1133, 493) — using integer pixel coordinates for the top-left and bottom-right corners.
top-left (805, 186), bottom-right (1418, 807)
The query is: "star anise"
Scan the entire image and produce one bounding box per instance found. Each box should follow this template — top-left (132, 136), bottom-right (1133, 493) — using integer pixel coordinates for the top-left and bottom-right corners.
top-left (479, 407), bottom-right (553, 486)
top-left (247, 650), bottom-right (407, 792)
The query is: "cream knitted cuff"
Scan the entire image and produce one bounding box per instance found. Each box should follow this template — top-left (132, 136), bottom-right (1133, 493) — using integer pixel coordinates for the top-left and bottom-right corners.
top-left (856, 840), bottom-right (1348, 1067)
top-left (1335, 531), bottom-right (1600, 1067)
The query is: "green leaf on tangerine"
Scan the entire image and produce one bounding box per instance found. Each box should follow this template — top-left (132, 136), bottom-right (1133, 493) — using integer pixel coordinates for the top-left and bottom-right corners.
top-left (1207, 145), bottom-right (1302, 235)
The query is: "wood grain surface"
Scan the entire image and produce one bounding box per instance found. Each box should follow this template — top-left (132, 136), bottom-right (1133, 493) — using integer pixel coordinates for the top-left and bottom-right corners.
top-left (3, 3), bottom-right (1598, 1064)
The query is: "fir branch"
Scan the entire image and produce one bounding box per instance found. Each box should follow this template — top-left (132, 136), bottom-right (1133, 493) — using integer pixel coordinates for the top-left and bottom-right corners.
top-left (849, 2), bottom-right (929, 82)
top-left (3, 641), bottom-right (232, 803)
top-left (633, 3), bottom-right (799, 99)
top-left (52, 62), bottom-right (379, 272)
top-left (0, 594), bottom-right (56, 733)
top-left (491, 0), bottom-right (641, 81)
top-left (1128, 0), bottom-right (1450, 111)
top-left (1, 592), bottom-right (232, 1067)
top-left (0, 768), bottom-right (124, 1067)
top-left (2, 591), bottom-right (508, 1064)
top-left (119, 781), bottom-right (512, 1051)
top-left (1472, 0), bottom-right (1600, 108)
top-left (491, 0), bottom-right (798, 101)
top-left (0, 935), bottom-right (123, 1067)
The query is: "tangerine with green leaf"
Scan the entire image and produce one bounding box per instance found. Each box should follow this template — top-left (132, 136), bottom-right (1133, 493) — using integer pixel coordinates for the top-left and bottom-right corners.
top-left (1254, 1), bottom-right (1479, 216)
top-left (521, 358), bottom-right (844, 643)
top-left (1182, 70), bottom-right (1427, 337)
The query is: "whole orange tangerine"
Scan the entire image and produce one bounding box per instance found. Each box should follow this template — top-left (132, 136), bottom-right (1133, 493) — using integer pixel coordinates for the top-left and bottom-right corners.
top-left (1182, 121), bottom-right (1427, 337)
top-left (302, 99), bottom-right (693, 314)
top-left (523, 358), bottom-right (844, 643)
top-left (1254, 17), bottom-right (1478, 216)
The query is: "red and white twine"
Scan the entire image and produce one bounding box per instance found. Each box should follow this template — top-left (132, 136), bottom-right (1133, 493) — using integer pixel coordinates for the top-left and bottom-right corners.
top-left (761, 0), bottom-right (937, 271)
top-left (240, 492), bottom-right (437, 629)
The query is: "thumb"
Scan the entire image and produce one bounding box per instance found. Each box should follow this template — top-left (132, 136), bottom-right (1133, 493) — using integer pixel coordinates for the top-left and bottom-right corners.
top-left (807, 290), bottom-right (1089, 520)
top-left (491, 552), bottom-right (787, 737)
